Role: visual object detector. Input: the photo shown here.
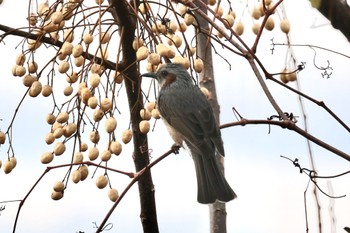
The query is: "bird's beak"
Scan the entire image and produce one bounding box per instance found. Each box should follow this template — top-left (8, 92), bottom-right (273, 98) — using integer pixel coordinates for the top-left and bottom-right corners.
top-left (141, 72), bottom-right (157, 79)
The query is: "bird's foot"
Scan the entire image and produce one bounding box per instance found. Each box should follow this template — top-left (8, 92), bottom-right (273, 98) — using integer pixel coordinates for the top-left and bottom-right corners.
top-left (171, 144), bottom-right (181, 154)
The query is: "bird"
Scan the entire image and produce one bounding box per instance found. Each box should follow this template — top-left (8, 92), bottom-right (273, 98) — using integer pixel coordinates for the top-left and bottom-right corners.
top-left (142, 63), bottom-right (236, 204)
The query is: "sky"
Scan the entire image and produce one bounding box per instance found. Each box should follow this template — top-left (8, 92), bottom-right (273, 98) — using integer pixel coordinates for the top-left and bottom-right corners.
top-left (0, 0), bottom-right (350, 233)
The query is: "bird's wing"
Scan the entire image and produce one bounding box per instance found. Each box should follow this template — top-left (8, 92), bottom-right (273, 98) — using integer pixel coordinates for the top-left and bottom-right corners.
top-left (159, 88), bottom-right (225, 157)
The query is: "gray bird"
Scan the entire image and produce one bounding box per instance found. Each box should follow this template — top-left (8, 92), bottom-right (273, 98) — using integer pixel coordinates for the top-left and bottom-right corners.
top-left (142, 63), bottom-right (236, 204)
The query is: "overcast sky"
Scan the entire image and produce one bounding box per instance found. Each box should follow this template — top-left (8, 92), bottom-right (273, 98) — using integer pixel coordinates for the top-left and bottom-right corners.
top-left (0, 0), bottom-right (350, 233)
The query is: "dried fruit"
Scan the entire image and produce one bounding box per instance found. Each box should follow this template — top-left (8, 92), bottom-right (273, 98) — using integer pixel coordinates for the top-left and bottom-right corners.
top-left (63, 86), bottom-right (73, 96)
top-left (51, 11), bottom-right (64, 24)
top-left (64, 123), bottom-right (77, 137)
top-left (88, 147), bottom-right (99, 161)
top-left (89, 131), bottom-right (100, 143)
top-left (46, 113), bottom-right (56, 125)
top-left (100, 150), bottom-right (111, 161)
top-left (72, 44), bottom-right (83, 57)
top-left (58, 61), bottom-right (70, 73)
top-left (100, 31), bottom-right (110, 44)
top-left (51, 190), bottom-right (64, 200)
top-left (29, 81), bottom-right (43, 97)
top-left (121, 129), bottom-right (133, 144)
top-left (184, 14), bottom-right (195, 26)
top-left (83, 33), bottom-right (94, 44)
top-left (265, 17), bottom-right (275, 31)
top-left (3, 160), bottom-right (13, 174)
top-left (63, 29), bottom-right (74, 43)
top-left (147, 53), bottom-right (161, 66)
top-left (224, 14), bottom-right (235, 28)
top-left (140, 109), bottom-right (151, 120)
top-left (100, 98), bottom-right (112, 112)
top-left (54, 142), bottom-right (66, 156)
top-left (93, 109), bottom-right (104, 122)
top-left (109, 141), bottom-right (122, 155)
top-left (56, 112), bottom-right (69, 123)
top-left (88, 96), bottom-right (98, 109)
top-left (40, 151), bottom-right (54, 163)
top-left (139, 120), bottom-right (150, 134)
top-left (41, 84), bottom-right (52, 97)
top-left (146, 101), bottom-right (156, 112)
top-left (79, 165), bottom-right (89, 181)
top-left (28, 61), bottom-right (38, 73)
top-left (73, 152), bottom-right (84, 163)
top-left (132, 37), bottom-right (144, 51)
top-left (45, 132), bottom-right (55, 145)
top-left (96, 175), bottom-right (108, 189)
top-left (15, 65), bottom-right (26, 77)
top-left (23, 74), bottom-right (37, 87)
top-left (280, 19), bottom-right (290, 34)
top-left (80, 142), bottom-right (88, 152)
top-left (136, 46), bottom-right (149, 61)
top-left (193, 58), bottom-right (204, 73)
top-left (200, 87), bottom-right (210, 99)
top-left (108, 188), bottom-right (119, 202)
top-left (251, 7), bottom-right (261, 20)
top-left (53, 127), bottom-right (64, 138)
top-left (252, 23), bottom-right (261, 35)
top-left (15, 53), bottom-right (26, 66)
top-left (53, 181), bottom-right (64, 192)
top-left (71, 169), bottom-right (81, 183)
top-left (89, 73), bottom-right (101, 88)
top-left (151, 109), bottom-right (161, 119)
top-left (105, 117), bottom-right (117, 133)
top-left (0, 131), bottom-right (6, 144)
top-left (234, 22), bottom-right (244, 36)
top-left (10, 157), bottom-right (17, 169)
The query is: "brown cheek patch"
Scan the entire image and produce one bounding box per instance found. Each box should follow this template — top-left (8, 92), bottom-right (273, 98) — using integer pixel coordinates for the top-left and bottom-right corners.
top-left (163, 73), bottom-right (177, 87)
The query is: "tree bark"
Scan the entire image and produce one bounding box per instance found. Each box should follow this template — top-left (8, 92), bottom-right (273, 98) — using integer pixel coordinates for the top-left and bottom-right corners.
top-left (310, 0), bottom-right (350, 42)
top-left (109, 0), bottom-right (159, 232)
top-left (194, 4), bottom-right (229, 233)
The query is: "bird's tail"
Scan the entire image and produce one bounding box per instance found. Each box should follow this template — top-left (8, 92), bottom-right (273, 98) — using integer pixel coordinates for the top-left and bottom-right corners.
top-left (192, 152), bottom-right (236, 204)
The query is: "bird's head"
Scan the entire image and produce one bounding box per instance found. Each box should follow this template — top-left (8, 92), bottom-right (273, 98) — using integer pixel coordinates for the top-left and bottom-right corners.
top-left (142, 63), bottom-right (192, 88)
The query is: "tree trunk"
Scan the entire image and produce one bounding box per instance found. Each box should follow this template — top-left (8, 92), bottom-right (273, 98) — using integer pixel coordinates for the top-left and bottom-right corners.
top-left (109, 0), bottom-right (159, 232)
top-left (194, 4), bottom-right (229, 233)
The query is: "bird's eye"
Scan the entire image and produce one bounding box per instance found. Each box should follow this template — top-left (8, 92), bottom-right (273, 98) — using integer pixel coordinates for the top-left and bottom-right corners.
top-left (161, 70), bottom-right (168, 76)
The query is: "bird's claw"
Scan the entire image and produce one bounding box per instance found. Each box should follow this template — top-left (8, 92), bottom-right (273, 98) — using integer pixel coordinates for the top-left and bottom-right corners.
top-left (171, 144), bottom-right (181, 154)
